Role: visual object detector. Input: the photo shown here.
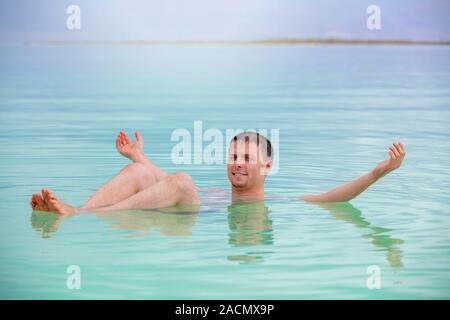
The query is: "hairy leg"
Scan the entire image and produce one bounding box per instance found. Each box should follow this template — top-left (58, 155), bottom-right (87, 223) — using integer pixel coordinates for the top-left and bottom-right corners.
top-left (133, 153), bottom-right (168, 182)
top-left (81, 162), bottom-right (158, 210)
top-left (31, 130), bottom-right (173, 213)
top-left (85, 172), bottom-right (200, 212)
top-left (40, 172), bottom-right (200, 214)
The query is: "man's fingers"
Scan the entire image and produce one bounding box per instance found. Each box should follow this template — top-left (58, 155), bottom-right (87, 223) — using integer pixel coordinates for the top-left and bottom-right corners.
top-left (390, 145), bottom-right (400, 157)
top-left (389, 147), bottom-right (396, 157)
top-left (392, 143), bottom-right (401, 156)
top-left (117, 129), bottom-right (143, 148)
top-left (117, 132), bottom-right (122, 144)
top-left (397, 142), bottom-right (405, 155)
top-left (389, 150), bottom-right (395, 159)
top-left (120, 131), bottom-right (131, 144)
top-left (124, 133), bottom-right (131, 144)
top-left (135, 130), bottom-right (143, 144)
top-left (393, 142), bottom-right (403, 156)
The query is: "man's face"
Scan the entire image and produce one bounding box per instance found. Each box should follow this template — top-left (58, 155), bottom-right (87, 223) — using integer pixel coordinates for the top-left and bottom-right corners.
top-left (227, 139), bottom-right (272, 191)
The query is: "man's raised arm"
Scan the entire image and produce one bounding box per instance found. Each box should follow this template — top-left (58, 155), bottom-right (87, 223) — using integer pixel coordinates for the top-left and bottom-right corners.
top-left (301, 142), bottom-right (406, 203)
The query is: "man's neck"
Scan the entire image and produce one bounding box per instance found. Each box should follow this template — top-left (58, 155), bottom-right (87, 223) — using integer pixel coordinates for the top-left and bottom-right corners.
top-left (231, 187), bottom-right (265, 204)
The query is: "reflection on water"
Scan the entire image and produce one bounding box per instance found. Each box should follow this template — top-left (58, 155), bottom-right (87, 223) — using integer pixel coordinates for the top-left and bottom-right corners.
top-left (30, 201), bottom-right (403, 267)
top-left (95, 208), bottom-right (199, 237)
top-left (224, 200), bottom-right (404, 267)
top-left (227, 201), bottom-right (274, 264)
top-left (30, 206), bottom-right (199, 238)
top-left (30, 210), bottom-right (70, 238)
top-left (315, 202), bottom-right (405, 268)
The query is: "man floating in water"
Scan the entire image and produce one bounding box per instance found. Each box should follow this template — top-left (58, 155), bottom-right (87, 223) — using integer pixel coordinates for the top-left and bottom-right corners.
top-left (30, 130), bottom-right (405, 214)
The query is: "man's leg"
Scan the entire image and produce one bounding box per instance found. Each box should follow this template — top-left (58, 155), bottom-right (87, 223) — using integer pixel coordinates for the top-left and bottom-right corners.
top-left (85, 172), bottom-right (200, 212)
top-left (31, 130), bottom-right (175, 213)
top-left (81, 162), bottom-right (159, 209)
top-left (32, 162), bottom-right (158, 213)
top-left (43, 172), bottom-right (200, 214)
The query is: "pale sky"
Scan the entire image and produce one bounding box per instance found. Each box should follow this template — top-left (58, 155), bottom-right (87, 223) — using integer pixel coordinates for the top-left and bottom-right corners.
top-left (0, 0), bottom-right (449, 43)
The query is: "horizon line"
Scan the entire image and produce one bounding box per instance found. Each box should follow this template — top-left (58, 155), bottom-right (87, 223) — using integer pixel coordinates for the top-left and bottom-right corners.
top-left (27, 37), bottom-right (450, 46)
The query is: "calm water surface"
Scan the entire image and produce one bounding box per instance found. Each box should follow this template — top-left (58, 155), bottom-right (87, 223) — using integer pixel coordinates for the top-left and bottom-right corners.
top-left (0, 44), bottom-right (449, 299)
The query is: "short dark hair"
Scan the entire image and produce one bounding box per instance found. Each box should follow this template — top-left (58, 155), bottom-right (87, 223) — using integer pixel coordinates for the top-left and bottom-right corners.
top-left (231, 131), bottom-right (272, 160)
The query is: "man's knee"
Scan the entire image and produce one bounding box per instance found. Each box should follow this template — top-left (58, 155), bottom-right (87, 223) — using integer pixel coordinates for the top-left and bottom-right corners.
top-left (167, 172), bottom-right (199, 203)
top-left (122, 162), bottom-right (147, 174)
top-left (167, 172), bottom-right (194, 190)
top-left (122, 163), bottom-right (155, 185)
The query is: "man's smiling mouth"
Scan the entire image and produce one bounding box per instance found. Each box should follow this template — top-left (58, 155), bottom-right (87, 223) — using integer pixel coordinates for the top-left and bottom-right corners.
top-left (232, 172), bottom-right (248, 176)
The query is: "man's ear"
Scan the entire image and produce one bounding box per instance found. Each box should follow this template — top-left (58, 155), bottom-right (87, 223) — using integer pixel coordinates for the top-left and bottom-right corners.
top-left (260, 159), bottom-right (273, 176)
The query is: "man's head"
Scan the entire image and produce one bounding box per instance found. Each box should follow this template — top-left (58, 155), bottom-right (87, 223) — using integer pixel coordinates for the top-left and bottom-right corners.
top-left (227, 132), bottom-right (273, 194)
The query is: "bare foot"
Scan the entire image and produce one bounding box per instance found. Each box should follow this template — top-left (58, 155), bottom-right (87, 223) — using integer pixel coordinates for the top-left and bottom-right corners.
top-left (30, 193), bottom-right (50, 211)
top-left (41, 188), bottom-right (79, 215)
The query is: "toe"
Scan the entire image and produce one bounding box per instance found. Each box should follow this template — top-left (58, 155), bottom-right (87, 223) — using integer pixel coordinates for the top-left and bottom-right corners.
top-left (37, 197), bottom-right (49, 211)
top-left (31, 194), bottom-right (39, 209)
top-left (44, 188), bottom-right (57, 202)
top-left (41, 188), bottom-right (49, 201)
top-left (47, 190), bottom-right (55, 199)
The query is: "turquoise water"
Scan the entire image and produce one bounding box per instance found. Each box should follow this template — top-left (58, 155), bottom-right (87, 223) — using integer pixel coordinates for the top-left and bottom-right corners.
top-left (0, 44), bottom-right (449, 299)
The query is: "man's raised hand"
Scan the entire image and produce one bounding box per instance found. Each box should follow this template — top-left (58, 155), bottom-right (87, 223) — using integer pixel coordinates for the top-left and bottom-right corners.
top-left (115, 130), bottom-right (144, 162)
top-left (373, 142), bottom-right (406, 178)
